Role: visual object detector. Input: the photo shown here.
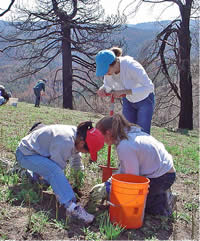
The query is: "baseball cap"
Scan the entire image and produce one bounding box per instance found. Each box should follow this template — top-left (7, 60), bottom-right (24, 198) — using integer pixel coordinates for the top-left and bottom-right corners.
top-left (86, 128), bottom-right (104, 161)
top-left (95, 50), bottom-right (116, 77)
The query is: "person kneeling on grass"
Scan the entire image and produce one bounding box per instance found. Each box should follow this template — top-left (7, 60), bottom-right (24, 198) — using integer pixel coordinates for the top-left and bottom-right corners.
top-left (0, 84), bottom-right (11, 106)
top-left (16, 121), bottom-right (104, 224)
top-left (90, 113), bottom-right (176, 217)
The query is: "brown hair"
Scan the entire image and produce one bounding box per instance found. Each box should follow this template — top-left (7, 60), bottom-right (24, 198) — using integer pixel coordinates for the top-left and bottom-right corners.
top-left (110, 47), bottom-right (123, 57)
top-left (109, 47), bottom-right (122, 67)
top-left (96, 114), bottom-right (134, 142)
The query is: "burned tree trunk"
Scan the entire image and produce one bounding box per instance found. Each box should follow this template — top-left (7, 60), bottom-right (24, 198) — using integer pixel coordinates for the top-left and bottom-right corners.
top-left (62, 24), bottom-right (73, 109)
top-left (178, 3), bottom-right (193, 129)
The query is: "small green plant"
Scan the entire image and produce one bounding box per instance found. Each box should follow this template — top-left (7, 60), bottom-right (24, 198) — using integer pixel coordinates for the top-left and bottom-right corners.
top-left (82, 227), bottom-right (101, 240)
top-left (0, 232), bottom-right (8, 240)
top-left (29, 211), bottom-right (49, 234)
top-left (68, 169), bottom-right (85, 190)
top-left (16, 188), bottom-right (40, 204)
top-left (99, 212), bottom-right (124, 240)
top-left (52, 219), bottom-right (66, 230)
top-left (184, 202), bottom-right (198, 212)
top-left (173, 212), bottom-right (191, 223)
top-left (0, 171), bottom-right (19, 186)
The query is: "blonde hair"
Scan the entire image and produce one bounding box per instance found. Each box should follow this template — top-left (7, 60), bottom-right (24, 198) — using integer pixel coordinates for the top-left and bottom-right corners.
top-left (96, 114), bottom-right (134, 141)
top-left (110, 47), bottom-right (123, 57)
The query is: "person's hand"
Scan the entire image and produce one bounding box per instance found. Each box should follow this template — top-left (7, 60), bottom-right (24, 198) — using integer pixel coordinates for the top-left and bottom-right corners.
top-left (110, 90), bottom-right (125, 98)
top-left (97, 87), bottom-right (107, 97)
top-left (41, 92), bottom-right (45, 96)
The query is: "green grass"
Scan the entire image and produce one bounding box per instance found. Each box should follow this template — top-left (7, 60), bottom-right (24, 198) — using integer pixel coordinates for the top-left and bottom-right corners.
top-left (0, 102), bottom-right (198, 176)
top-left (29, 211), bottom-right (50, 234)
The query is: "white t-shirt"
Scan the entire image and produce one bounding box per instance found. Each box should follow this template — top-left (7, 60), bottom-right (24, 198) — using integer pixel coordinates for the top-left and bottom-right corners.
top-left (116, 127), bottom-right (174, 178)
top-left (102, 56), bottom-right (154, 103)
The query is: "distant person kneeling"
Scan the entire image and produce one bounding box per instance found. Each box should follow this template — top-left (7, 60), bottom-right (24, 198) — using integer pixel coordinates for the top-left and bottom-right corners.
top-left (0, 84), bottom-right (11, 106)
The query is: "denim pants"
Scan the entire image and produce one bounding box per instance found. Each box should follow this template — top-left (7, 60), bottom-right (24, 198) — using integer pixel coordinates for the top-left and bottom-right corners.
top-left (34, 89), bottom-right (41, 106)
top-left (122, 93), bottom-right (155, 134)
top-left (16, 148), bottom-right (76, 208)
top-left (145, 172), bottom-right (176, 216)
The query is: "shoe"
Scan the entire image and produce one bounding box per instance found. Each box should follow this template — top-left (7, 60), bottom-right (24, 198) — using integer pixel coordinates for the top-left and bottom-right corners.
top-left (66, 202), bottom-right (94, 224)
top-left (166, 189), bottom-right (177, 215)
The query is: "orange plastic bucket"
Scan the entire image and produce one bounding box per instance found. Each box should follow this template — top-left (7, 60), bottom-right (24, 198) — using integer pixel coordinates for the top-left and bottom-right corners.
top-left (109, 173), bottom-right (150, 229)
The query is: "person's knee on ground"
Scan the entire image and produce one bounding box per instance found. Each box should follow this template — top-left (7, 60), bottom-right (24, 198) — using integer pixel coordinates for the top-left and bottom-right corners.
top-left (145, 189), bottom-right (177, 217)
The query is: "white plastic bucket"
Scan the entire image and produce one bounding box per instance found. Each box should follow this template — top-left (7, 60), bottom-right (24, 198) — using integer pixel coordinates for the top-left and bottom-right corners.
top-left (9, 98), bottom-right (18, 107)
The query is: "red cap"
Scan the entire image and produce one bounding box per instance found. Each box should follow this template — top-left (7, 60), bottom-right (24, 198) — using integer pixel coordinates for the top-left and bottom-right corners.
top-left (86, 128), bottom-right (104, 161)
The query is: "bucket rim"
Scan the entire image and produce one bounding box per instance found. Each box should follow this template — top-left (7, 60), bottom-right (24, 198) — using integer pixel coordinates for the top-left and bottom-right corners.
top-left (112, 173), bottom-right (150, 184)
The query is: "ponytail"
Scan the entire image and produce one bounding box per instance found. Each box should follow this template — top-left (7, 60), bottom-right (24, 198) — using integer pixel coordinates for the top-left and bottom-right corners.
top-left (96, 114), bottom-right (133, 142)
top-left (77, 121), bottom-right (93, 141)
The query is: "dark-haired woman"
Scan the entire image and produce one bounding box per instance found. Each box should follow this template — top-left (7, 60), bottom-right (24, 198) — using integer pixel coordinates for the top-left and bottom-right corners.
top-left (0, 84), bottom-right (11, 106)
top-left (96, 114), bottom-right (176, 216)
top-left (96, 47), bottom-right (155, 134)
top-left (16, 122), bottom-right (104, 223)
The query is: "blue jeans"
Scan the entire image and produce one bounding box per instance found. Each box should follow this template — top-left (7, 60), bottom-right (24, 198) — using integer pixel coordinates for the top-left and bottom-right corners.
top-left (16, 148), bottom-right (76, 208)
top-left (145, 172), bottom-right (176, 216)
top-left (34, 88), bottom-right (41, 107)
top-left (122, 93), bottom-right (155, 134)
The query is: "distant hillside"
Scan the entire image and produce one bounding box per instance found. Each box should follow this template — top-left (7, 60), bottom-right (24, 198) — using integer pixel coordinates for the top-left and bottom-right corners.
top-left (122, 26), bottom-right (157, 57)
top-left (0, 19), bottom-right (198, 89)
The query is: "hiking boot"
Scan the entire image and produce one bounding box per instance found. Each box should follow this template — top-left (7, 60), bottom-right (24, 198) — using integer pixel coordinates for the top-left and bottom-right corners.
top-left (166, 189), bottom-right (177, 215)
top-left (66, 202), bottom-right (94, 224)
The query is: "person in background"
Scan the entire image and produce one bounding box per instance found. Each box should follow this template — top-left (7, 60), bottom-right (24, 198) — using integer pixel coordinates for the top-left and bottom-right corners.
top-left (0, 84), bottom-right (11, 106)
top-left (16, 121), bottom-right (104, 223)
top-left (96, 47), bottom-right (155, 134)
top-left (91, 113), bottom-right (176, 217)
top-left (33, 79), bottom-right (46, 107)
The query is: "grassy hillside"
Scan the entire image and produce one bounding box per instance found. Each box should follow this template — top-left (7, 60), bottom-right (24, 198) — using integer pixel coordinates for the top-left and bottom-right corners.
top-left (0, 102), bottom-right (199, 240)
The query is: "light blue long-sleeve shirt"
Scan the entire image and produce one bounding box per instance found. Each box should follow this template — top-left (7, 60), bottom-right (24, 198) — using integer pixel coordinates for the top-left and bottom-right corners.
top-left (116, 127), bottom-right (174, 178)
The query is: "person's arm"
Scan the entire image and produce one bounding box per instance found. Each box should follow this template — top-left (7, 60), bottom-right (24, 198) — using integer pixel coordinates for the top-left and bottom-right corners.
top-left (69, 152), bottom-right (84, 171)
top-left (97, 75), bottom-right (114, 97)
top-left (126, 61), bottom-right (154, 97)
top-left (117, 141), bottom-right (139, 175)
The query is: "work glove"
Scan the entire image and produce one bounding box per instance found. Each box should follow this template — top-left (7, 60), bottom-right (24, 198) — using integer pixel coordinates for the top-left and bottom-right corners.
top-left (89, 178), bottom-right (111, 203)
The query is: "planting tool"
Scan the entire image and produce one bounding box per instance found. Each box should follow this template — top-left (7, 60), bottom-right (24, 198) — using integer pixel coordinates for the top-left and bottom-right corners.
top-left (99, 93), bottom-right (125, 182)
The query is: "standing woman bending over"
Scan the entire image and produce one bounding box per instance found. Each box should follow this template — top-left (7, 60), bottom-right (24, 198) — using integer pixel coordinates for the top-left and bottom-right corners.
top-left (16, 121), bottom-right (104, 223)
top-left (96, 114), bottom-right (176, 216)
top-left (96, 47), bottom-right (155, 134)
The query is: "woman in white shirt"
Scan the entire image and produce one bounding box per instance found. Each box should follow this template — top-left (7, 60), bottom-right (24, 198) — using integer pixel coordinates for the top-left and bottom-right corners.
top-left (16, 121), bottom-right (104, 223)
top-left (96, 113), bottom-right (176, 216)
top-left (96, 47), bottom-right (155, 134)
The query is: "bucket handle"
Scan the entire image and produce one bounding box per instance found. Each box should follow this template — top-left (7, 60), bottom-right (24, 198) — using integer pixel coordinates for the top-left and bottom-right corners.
top-left (107, 195), bottom-right (147, 207)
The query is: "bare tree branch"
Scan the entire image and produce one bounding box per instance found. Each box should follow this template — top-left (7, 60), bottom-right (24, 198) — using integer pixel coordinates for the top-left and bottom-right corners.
top-left (0, 0), bottom-right (15, 17)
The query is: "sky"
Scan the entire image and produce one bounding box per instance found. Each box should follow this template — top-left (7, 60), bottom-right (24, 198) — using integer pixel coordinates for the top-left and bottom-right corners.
top-left (0, 0), bottom-right (180, 24)
top-left (100, 0), bottom-right (180, 24)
